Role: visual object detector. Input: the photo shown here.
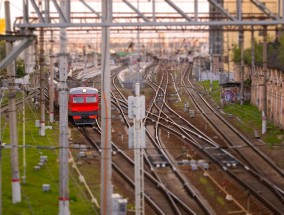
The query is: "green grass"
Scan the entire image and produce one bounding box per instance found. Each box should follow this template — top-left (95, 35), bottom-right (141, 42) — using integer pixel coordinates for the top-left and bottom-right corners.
top-left (2, 102), bottom-right (98, 214)
top-left (198, 80), bottom-right (221, 105)
top-left (1, 91), bottom-right (23, 106)
top-left (198, 80), bottom-right (284, 145)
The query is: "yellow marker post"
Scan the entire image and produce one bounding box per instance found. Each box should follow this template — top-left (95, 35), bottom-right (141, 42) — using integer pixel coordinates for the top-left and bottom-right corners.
top-left (0, 19), bottom-right (5, 34)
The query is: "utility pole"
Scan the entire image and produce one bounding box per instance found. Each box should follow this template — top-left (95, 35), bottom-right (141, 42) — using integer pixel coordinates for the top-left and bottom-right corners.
top-left (209, 47), bottom-right (212, 91)
top-left (22, 0), bottom-right (29, 184)
top-left (5, 0), bottom-right (21, 203)
top-left (240, 30), bottom-right (244, 106)
top-left (39, 28), bottom-right (45, 136)
top-left (226, 32), bottom-right (230, 81)
top-left (251, 27), bottom-right (255, 76)
top-left (33, 36), bottom-right (39, 101)
top-left (49, 30), bottom-right (55, 123)
top-left (237, 0), bottom-right (244, 106)
top-left (22, 86), bottom-right (26, 184)
top-left (137, 0), bottom-right (140, 84)
top-left (58, 0), bottom-right (70, 214)
top-left (101, 0), bottom-right (113, 214)
top-left (262, 26), bottom-right (267, 134)
top-left (0, 90), bottom-right (3, 215)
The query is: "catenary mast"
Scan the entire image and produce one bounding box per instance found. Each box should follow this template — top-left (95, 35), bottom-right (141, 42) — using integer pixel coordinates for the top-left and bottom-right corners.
top-left (100, 0), bottom-right (113, 214)
top-left (5, 0), bottom-right (21, 203)
top-left (58, 0), bottom-right (70, 214)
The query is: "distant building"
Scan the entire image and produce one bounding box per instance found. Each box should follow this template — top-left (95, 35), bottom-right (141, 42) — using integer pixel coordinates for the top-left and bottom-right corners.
top-left (209, 0), bottom-right (279, 81)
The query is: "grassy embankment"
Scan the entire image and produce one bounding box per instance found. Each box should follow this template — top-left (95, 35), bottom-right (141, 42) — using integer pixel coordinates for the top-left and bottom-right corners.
top-left (2, 100), bottom-right (99, 214)
top-left (198, 80), bottom-right (284, 145)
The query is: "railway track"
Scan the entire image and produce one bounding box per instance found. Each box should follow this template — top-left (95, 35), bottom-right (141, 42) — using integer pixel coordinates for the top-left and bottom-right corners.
top-left (69, 60), bottom-right (284, 214)
top-left (179, 62), bottom-right (284, 214)
top-left (140, 61), bottom-right (284, 214)
top-left (69, 62), bottom-right (201, 214)
top-left (110, 62), bottom-right (215, 214)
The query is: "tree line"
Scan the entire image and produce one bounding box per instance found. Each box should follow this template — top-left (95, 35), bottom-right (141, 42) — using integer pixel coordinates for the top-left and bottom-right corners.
top-left (233, 34), bottom-right (284, 71)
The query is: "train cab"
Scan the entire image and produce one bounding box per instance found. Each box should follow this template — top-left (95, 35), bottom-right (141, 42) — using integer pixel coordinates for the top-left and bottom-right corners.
top-left (68, 87), bottom-right (99, 125)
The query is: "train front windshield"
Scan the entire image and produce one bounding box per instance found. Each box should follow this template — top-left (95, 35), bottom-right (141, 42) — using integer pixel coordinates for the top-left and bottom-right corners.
top-left (73, 97), bottom-right (84, 103)
top-left (86, 96), bottom-right (97, 103)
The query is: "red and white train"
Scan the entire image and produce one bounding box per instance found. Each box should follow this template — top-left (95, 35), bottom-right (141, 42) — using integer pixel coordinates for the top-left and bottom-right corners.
top-left (67, 87), bottom-right (99, 125)
top-left (53, 80), bottom-right (99, 125)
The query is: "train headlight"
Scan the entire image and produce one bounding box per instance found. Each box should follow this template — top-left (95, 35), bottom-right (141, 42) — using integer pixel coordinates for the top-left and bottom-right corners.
top-left (82, 88), bottom-right (87, 93)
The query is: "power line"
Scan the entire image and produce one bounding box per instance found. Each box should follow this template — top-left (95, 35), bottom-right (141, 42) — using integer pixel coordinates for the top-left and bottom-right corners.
top-left (2, 142), bottom-right (284, 151)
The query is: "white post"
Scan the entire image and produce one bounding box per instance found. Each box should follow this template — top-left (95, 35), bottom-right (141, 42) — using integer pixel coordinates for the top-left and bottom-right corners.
top-left (5, 0), bottom-right (21, 203)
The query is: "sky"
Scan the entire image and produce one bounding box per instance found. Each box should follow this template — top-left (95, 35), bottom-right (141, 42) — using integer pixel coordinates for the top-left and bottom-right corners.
top-left (0, 0), bottom-right (23, 20)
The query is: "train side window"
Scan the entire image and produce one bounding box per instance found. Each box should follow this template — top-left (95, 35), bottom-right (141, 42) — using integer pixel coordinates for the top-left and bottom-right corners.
top-left (86, 96), bottom-right (97, 103)
top-left (73, 97), bottom-right (84, 103)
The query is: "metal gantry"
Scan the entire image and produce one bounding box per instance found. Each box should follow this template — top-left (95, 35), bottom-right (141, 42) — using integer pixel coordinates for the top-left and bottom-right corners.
top-left (13, 1), bottom-right (284, 29)
top-left (1, 0), bottom-right (284, 214)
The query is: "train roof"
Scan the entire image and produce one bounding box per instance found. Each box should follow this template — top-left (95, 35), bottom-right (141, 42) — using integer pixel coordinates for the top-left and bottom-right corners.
top-left (69, 87), bottom-right (98, 95)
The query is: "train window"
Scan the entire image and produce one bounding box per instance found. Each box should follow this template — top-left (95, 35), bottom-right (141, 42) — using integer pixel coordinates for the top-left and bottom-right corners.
top-left (73, 97), bottom-right (84, 103)
top-left (86, 96), bottom-right (97, 103)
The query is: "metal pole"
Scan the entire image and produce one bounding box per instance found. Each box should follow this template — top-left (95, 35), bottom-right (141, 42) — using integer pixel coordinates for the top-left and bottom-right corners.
top-left (251, 27), bottom-right (255, 76)
top-left (93, 43), bottom-right (97, 68)
top-left (0, 89), bottom-right (4, 215)
top-left (49, 30), bottom-right (55, 123)
top-left (240, 29), bottom-right (244, 106)
top-left (23, 0), bottom-right (29, 23)
top-left (0, 140), bottom-right (1, 215)
top-left (262, 26), bottom-right (267, 134)
top-left (5, 0), bottom-right (21, 203)
top-left (34, 36), bottom-right (39, 103)
top-left (83, 44), bottom-right (87, 80)
top-left (134, 83), bottom-right (144, 215)
top-left (152, 0), bottom-right (156, 22)
top-left (59, 0), bottom-right (70, 214)
top-left (39, 28), bottom-right (45, 136)
top-left (45, 0), bottom-right (50, 23)
top-left (209, 48), bottom-right (212, 91)
top-left (137, 0), bottom-right (140, 84)
top-left (22, 88), bottom-right (26, 184)
top-left (237, 0), bottom-right (244, 106)
top-left (282, 0), bottom-right (284, 21)
top-left (101, 0), bottom-right (113, 214)
top-left (226, 31), bottom-right (230, 81)
top-left (194, 0), bottom-right (198, 21)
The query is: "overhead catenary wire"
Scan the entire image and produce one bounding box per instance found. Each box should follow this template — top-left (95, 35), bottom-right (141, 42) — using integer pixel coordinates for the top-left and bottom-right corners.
top-left (2, 140), bottom-right (284, 151)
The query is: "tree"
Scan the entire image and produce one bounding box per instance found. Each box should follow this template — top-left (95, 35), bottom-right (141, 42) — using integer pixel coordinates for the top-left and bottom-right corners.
top-left (16, 59), bottom-right (25, 78)
top-left (0, 40), bottom-right (6, 78)
top-left (0, 40), bottom-right (6, 61)
top-left (232, 44), bottom-right (241, 63)
top-left (232, 40), bottom-right (262, 67)
top-left (0, 41), bottom-right (26, 78)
